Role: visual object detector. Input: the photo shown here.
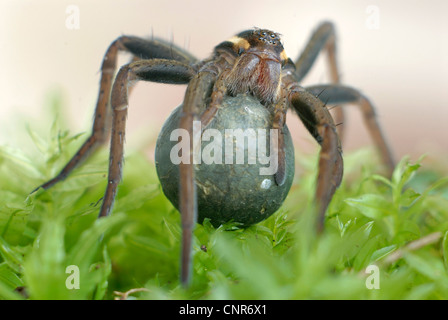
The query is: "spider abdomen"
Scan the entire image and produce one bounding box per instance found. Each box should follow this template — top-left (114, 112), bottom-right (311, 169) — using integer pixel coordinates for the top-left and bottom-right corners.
top-left (155, 94), bottom-right (295, 227)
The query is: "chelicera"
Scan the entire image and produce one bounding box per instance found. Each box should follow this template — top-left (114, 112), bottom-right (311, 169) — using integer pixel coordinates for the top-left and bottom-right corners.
top-left (32, 22), bottom-right (395, 287)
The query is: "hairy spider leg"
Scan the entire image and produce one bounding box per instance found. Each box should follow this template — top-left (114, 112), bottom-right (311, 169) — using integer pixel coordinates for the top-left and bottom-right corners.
top-left (287, 85), bottom-right (343, 232)
top-left (99, 59), bottom-right (195, 218)
top-left (31, 36), bottom-right (198, 194)
top-left (306, 84), bottom-right (395, 175)
top-left (178, 67), bottom-right (221, 286)
top-left (294, 22), bottom-right (345, 141)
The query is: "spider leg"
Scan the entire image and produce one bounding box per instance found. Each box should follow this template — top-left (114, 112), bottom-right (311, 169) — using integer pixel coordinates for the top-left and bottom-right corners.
top-left (306, 84), bottom-right (395, 175)
top-left (105, 55), bottom-right (218, 287)
top-left (178, 67), bottom-right (218, 287)
top-left (288, 85), bottom-right (343, 232)
top-left (121, 36), bottom-right (198, 64)
top-left (31, 36), bottom-right (197, 193)
top-left (272, 95), bottom-right (289, 186)
top-left (99, 58), bottom-right (195, 218)
top-left (294, 22), bottom-right (345, 140)
top-left (99, 58), bottom-right (197, 288)
top-left (199, 69), bottom-right (230, 128)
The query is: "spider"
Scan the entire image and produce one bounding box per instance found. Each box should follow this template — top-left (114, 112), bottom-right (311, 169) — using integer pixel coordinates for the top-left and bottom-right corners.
top-left (32, 22), bottom-right (395, 287)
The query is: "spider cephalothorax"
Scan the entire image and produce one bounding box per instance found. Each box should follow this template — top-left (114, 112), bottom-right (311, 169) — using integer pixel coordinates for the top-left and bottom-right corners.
top-left (214, 29), bottom-right (289, 105)
top-left (32, 22), bottom-right (395, 287)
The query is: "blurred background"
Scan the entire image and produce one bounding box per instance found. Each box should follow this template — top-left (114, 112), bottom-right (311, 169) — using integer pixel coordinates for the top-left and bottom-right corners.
top-left (0, 0), bottom-right (447, 165)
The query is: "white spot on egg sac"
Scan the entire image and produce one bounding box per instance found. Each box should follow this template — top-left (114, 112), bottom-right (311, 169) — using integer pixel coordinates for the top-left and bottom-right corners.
top-left (260, 178), bottom-right (272, 190)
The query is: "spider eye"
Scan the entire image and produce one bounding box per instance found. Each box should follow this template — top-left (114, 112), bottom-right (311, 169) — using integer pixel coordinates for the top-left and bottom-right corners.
top-left (238, 47), bottom-right (245, 55)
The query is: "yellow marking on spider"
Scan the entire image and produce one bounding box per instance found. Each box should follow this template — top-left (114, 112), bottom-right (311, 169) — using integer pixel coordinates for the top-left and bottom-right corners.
top-left (227, 36), bottom-right (250, 50)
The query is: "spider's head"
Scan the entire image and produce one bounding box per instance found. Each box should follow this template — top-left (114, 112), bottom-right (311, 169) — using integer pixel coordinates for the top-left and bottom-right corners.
top-left (239, 29), bottom-right (284, 55)
top-left (218, 29), bottom-right (288, 63)
top-left (215, 28), bottom-right (290, 104)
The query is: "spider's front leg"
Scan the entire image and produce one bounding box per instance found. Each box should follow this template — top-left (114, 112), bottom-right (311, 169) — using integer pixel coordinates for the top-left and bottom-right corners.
top-left (100, 59), bottom-right (196, 217)
top-left (306, 84), bottom-right (395, 175)
top-left (295, 22), bottom-right (345, 140)
top-left (288, 85), bottom-right (343, 232)
top-left (177, 69), bottom-right (218, 286)
top-left (31, 36), bottom-right (197, 193)
top-left (107, 58), bottom-right (219, 287)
